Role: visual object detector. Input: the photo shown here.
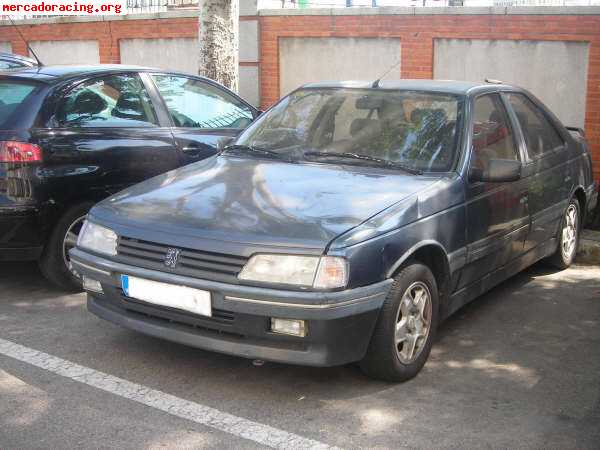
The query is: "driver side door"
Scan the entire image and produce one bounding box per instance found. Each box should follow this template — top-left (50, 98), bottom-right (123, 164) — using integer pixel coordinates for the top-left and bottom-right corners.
top-left (460, 93), bottom-right (529, 290)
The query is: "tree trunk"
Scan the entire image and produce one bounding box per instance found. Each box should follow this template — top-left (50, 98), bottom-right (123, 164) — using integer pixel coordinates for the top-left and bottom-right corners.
top-left (198, 0), bottom-right (239, 92)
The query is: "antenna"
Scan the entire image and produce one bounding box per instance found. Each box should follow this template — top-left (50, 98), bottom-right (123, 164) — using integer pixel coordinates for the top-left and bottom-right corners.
top-left (372, 59), bottom-right (401, 88)
top-left (8, 17), bottom-right (43, 67)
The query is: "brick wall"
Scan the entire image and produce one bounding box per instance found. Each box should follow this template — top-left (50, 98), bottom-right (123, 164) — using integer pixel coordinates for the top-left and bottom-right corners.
top-left (259, 10), bottom-right (600, 181)
top-left (0, 17), bottom-right (198, 64)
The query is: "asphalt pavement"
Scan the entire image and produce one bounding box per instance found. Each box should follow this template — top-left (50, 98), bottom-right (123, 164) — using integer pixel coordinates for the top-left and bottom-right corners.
top-left (1, 260), bottom-right (599, 449)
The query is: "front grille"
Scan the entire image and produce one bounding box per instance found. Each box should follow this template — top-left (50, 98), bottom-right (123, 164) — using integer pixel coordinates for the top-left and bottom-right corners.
top-left (116, 236), bottom-right (248, 283)
top-left (121, 294), bottom-right (243, 339)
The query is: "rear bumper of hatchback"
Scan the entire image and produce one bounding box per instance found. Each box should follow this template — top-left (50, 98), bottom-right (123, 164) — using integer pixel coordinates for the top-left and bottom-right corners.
top-left (70, 248), bottom-right (393, 367)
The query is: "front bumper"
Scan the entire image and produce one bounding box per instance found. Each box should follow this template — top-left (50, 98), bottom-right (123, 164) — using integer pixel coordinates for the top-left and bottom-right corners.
top-left (71, 248), bottom-right (393, 367)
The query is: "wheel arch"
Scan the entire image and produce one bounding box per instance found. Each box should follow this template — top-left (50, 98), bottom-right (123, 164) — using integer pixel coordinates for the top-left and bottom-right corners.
top-left (40, 199), bottom-right (96, 252)
top-left (572, 186), bottom-right (587, 222)
top-left (386, 241), bottom-right (452, 302)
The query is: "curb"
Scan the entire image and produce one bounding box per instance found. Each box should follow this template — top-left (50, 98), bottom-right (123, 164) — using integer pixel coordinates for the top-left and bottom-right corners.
top-left (577, 229), bottom-right (600, 265)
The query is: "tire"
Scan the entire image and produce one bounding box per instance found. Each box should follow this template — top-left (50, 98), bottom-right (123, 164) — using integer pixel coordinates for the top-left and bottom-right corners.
top-left (546, 198), bottom-right (581, 270)
top-left (360, 262), bottom-right (439, 382)
top-left (39, 202), bottom-right (94, 291)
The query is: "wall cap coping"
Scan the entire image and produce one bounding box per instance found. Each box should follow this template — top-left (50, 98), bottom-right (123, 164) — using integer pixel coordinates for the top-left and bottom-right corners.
top-left (0, 5), bottom-right (597, 27)
top-left (259, 5), bottom-right (600, 16)
top-left (0, 9), bottom-right (258, 26)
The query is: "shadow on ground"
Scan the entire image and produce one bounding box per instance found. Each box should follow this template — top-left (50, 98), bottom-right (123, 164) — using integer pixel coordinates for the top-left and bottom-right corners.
top-left (1, 260), bottom-right (599, 448)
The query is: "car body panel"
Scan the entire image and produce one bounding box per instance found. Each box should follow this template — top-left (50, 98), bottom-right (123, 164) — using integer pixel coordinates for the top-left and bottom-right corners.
top-left (32, 126), bottom-right (181, 200)
top-left (91, 155), bottom-right (441, 251)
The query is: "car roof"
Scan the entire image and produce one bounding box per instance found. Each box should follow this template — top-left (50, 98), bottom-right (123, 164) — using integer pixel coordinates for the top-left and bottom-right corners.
top-left (0, 64), bottom-right (161, 83)
top-left (0, 52), bottom-right (38, 64)
top-left (300, 79), bottom-right (521, 96)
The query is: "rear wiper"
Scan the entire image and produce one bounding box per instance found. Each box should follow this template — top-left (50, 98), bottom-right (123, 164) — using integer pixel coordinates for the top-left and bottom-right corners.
top-left (223, 144), bottom-right (287, 161)
top-left (303, 151), bottom-right (422, 175)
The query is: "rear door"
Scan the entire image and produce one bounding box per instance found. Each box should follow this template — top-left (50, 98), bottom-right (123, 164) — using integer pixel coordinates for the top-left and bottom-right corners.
top-left (148, 73), bottom-right (256, 165)
top-left (460, 93), bottom-right (529, 289)
top-left (34, 72), bottom-right (179, 201)
top-left (503, 92), bottom-right (570, 252)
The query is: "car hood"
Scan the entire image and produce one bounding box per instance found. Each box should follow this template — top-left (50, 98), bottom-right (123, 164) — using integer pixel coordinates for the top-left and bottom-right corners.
top-left (91, 155), bottom-right (439, 251)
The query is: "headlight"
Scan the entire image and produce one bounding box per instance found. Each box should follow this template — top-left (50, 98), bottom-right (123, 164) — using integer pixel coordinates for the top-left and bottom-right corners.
top-left (77, 220), bottom-right (118, 256)
top-left (238, 254), bottom-right (348, 289)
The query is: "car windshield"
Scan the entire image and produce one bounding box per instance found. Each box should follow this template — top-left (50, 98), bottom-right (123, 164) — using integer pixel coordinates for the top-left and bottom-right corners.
top-left (235, 88), bottom-right (464, 172)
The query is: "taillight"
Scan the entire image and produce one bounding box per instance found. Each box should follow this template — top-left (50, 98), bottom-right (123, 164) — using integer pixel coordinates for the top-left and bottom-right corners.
top-left (0, 141), bottom-right (43, 163)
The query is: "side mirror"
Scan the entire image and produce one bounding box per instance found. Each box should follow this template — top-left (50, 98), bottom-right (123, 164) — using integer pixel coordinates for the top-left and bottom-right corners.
top-left (469, 158), bottom-right (522, 183)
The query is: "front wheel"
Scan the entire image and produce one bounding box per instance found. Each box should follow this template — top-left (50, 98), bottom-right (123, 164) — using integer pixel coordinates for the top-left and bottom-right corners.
top-left (360, 262), bottom-right (439, 382)
top-left (39, 202), bottom-right (93, 291)
top-left (546, 198), bottom-right (580, 270)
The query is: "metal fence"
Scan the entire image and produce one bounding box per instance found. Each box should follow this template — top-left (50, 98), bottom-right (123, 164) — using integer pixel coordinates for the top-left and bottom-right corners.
top-left (126, 0), bottom-right (197, 15)
top-left (259, 0), bottom-right (600, 7)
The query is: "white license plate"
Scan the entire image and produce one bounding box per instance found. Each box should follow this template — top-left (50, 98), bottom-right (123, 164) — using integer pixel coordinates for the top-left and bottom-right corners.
top-left (121, 275), bottom-right (211, 317)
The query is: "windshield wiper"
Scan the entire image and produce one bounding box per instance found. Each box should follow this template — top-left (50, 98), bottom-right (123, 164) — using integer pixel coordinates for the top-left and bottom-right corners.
top-left (223, 144), bottom-right (287, 161)
top-left (303, 151), bottom-right (422, 175)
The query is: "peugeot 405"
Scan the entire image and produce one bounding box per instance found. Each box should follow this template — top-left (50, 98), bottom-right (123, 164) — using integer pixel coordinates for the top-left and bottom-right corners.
top-left (71, 80), bottom-right (597, 381)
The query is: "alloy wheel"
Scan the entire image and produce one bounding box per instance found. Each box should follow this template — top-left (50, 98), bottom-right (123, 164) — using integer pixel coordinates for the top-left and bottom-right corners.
top-left (561, 204), bottom-right (578, 262)
top-left (395, 281), bottom-right (432, 364)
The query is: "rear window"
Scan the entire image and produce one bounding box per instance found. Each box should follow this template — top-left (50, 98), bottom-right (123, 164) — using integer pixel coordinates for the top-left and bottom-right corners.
top-left (0, 81), bottom-right (37, 128)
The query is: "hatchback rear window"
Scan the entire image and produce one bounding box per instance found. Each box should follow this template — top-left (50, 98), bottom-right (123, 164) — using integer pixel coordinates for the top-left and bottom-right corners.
top-left (0, 81), bottom-right (37, 127)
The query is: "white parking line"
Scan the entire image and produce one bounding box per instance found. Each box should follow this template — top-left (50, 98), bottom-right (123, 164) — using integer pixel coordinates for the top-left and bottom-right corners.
top-left (0, 338), bottom-right (337, 450)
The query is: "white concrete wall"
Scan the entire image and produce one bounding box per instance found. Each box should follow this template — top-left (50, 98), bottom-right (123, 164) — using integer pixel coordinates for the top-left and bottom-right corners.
top-left (239, 15), bottom-right (260, 106)
top-left (239, 20), bottom-right (259, 62)
top-left (29, 40), bottom-right (99, 65)
top-left (120, 38), bottom-right (198, 75)
top-left (279, 37), bottom-right (401, 97)
top-left (239, 65), bottom-right (260, 107)
top-left (433, 38), bottom-right (590, 127)
top-left (240, 0), bottom-right (258, 15)
top-left (0, 42), bottom-right (12, 53)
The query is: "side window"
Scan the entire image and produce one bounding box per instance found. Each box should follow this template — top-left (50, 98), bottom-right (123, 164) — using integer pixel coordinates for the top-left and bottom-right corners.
top-left (57, 74), bottom-right (158, 128)
top-left (471, 94), bottom-right (519, 168)
top-left (505, 93), bottom-right (564, 159)
top-left (151, 75), bottom-right (253, 129)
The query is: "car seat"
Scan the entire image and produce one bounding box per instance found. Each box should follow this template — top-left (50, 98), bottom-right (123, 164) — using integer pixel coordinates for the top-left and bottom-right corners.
top-left (112, 92), bottom-right (146, 121)
top-left (70, 90), bottom-right (107, 117)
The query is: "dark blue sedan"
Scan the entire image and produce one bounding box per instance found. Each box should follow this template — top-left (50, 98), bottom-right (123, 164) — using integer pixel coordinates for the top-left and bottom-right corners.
top-left (71, 80), bottom-right (597, 381)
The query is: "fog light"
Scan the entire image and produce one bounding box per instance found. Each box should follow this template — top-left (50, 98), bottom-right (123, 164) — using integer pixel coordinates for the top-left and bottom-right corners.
top-left (271, 318), bottom-right (306, 337)
top-left (83, 276), bottom-right (103, 293)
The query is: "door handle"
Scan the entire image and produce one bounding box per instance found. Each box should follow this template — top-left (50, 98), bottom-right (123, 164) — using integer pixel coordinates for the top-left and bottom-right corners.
top-left (180, 145), bottom-right (202, 157)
